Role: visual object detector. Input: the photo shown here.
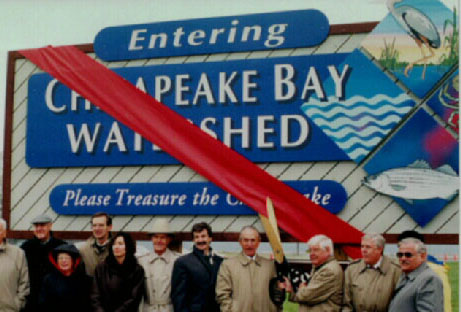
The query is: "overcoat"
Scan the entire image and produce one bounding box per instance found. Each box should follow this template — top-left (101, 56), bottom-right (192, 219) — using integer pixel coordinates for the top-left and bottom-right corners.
top-left (290, 256), bottom-right (343, 312)
top-left (216, 252), bottom-right (281, 312)
top-left (171, 246), bottom-right (223, 312)
top-left (78, 236), bottom-right (111, 277)
top-left (91, 255), bottom-right (145, 312)
top-left (21, 234), bottom-right (65, 311)
top-left (38, 245), bottom-right (92, 312)
top-left (343, 255), bottom-right (401, 312)
top-left (138, 248), bottom-right (181, 312)
top-left (0, 242), bottom-right (29, 312)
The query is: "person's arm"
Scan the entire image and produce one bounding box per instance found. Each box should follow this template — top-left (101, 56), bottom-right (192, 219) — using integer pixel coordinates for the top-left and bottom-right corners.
top-left (16, 249), bottom-right (30, 310)
top-left (114, 265), bottom-right (145, 312)
top-left (415, 274), bottom-right (444, 312)
top-left (341, 267), bottom-right (353, 312)
top-left (215, 261), bottom-right (233, 312)
top-left (90, 266), bottom-right (106, 312)
top-left (293, 266), bottom-right (339, 304)
top-left (38, 274), bottom-right (56, 311)
top-left (171, 258), bottom-right (190, 312)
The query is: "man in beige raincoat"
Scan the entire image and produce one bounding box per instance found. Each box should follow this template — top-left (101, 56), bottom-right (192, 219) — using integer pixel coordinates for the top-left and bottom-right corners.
top-left (216, 225), bottom-right (284, 312)
top-left (284, 234), bottom-right (343, 312)
top-left (0, 218), bottom-right (29, 312)
top-left (139, 218), bottom-right (180, 312)
top-left (343, 233), bottom-right (401, 312)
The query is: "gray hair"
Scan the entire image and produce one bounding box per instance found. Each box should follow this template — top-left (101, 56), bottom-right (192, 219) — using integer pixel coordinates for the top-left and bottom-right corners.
top-left (0, 218), bottom-right (6, 230)
top-left (362, 233), bottom-right (386, 249)
top-left (398, 237), bottom-right (427, 254)
top-left (307, 234), bottom-right (334, 256)
top-left (239, 225), bottom-right (261, 241)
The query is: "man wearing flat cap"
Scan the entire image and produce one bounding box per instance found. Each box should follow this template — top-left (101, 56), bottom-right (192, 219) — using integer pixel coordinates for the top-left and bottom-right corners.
top-left (138, 218), bottom-right (181, 312)
top-left (20, 214), bottom-right (65, 312)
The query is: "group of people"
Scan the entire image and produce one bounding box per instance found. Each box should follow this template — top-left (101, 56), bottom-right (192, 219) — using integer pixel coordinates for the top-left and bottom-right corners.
top-left (0, 212), bottom-right (449, 312)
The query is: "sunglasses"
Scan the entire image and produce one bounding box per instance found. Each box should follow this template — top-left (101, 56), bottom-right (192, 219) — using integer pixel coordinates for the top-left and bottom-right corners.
top-left (396, 252), bottom-right (414, 258)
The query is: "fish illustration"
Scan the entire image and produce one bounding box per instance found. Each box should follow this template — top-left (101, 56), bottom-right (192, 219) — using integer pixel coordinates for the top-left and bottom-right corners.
top-left (363, 160), bottom-right (459, 202)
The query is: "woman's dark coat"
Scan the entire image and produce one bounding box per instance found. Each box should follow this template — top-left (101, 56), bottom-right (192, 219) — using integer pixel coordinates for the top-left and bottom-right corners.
top-left (91, 255), bottom-right (145, 312)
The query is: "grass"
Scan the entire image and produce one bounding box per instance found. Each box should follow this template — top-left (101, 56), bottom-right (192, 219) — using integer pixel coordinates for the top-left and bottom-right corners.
top-left (281, 261), bottom-right (459, 312)
top-left (448, 261), bottom-right (459, 312)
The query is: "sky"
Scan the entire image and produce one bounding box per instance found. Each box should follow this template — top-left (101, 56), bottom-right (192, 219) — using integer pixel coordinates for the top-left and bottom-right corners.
top-left (0, 0), bottom-right (456, 150)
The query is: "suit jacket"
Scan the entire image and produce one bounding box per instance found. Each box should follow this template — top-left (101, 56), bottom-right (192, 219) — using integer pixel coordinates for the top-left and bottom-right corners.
top-left (171, 246), bottom-right (222, 312)
top-left (216, 252), bottom-right (281, 312)
top-left (388, 262), bottom-right (443, 312)
top-left (290, 256), bottom-right (343, 312)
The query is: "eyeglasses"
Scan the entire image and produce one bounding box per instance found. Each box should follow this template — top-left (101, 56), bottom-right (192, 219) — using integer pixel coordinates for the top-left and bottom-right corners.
top-left (396, 252), bottom-right (414, 258)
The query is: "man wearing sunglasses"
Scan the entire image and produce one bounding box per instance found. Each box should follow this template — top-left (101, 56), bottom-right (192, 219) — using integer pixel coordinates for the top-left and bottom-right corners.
top-left (388, 237), bottom-right (443, 312)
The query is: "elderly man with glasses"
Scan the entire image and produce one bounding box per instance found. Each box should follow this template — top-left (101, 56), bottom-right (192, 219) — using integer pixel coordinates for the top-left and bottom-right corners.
top-left (388, 237), bottom-right (443, 312)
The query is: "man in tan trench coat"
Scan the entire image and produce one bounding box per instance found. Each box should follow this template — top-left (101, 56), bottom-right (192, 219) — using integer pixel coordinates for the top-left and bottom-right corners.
top-left (139, 218), bottom-right (180, 312)
top-left (284, 234), bottom-right (343, 312)
top-left (216, 225), bottom-right (284, 312)
top-left (343, 233), bottom-right (401, 312)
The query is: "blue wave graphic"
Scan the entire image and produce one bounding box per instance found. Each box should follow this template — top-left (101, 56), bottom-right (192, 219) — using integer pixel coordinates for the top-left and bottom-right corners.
top-left (333, 130), bottom-right (387, 144)
top-left (306, 104), bottom-right (412, 120)
top-left (301, 93), bottom-right (413, 162)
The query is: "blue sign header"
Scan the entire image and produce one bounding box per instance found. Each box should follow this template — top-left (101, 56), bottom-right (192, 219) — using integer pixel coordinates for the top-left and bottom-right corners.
top-left (50, 180), bottom-right (347, 215)
top-left (26, 54), bottom-right (351, 168)
top-left (94, 10), bottom-right (329, 61)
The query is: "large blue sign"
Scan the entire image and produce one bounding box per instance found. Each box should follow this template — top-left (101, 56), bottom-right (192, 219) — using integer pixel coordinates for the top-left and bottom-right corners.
top-left (50, 180), bottom-right (347, 215)
top-left (94, 10), bottom-right (329, 61)
top-left (26, 54), bottom-right (350, 168)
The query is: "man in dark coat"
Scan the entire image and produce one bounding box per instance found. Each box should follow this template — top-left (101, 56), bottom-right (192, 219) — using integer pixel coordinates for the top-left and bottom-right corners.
top-left (171, 222), bottom-right (223, 312)
top-left (20, 214), bottom-right (66, 312)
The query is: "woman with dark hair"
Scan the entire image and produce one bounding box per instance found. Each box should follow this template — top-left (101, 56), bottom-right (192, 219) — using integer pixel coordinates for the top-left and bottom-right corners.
top-left (91, 232), bottom-right (145, 312)
top-left (39, 244), bottom-right (92, 312)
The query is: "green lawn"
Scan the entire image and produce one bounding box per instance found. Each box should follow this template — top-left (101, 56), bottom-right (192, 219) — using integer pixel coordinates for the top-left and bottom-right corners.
top-left (448, 261), bottom-right (459, 312)
top-left (282, 261), bottom-right (459, 312)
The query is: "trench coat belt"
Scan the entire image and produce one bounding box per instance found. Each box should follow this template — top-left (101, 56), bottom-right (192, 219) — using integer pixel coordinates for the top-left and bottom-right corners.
top-left (148, 299), bottom-right (170, 305)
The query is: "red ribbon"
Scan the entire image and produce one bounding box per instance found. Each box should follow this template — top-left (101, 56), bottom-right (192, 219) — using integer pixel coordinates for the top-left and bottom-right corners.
top-left (20, 45), bottom-right (362, 258)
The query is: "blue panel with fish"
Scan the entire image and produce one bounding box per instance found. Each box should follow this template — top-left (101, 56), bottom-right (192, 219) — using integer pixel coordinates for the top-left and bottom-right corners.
top-left (364, 109), bottom-right (459, 226)
top-left (426, 69), bottom-right (459, 133)
top-left (301, 49), bottom-right (415, 163)
top-left (360, 0), bottom-right (457, 98)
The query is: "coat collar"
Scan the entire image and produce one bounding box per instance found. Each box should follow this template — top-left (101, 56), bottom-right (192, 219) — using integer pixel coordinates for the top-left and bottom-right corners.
top-left (358, 255), bottom-right (392, 275)
top-left (237, 251), bottom-right (262, 266)
top-left (313, 256), bottom-right (335, 271)
top-left (147, 248), bottom-right (175, 263)
top-left (0, 241), bottom-right (7, 251)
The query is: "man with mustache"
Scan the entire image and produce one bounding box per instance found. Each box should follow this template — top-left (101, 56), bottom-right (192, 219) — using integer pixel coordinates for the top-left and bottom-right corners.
top-left (388, 237), bottom-right (443, 312)
top-left (171, 222), bottom-right (223, 312)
